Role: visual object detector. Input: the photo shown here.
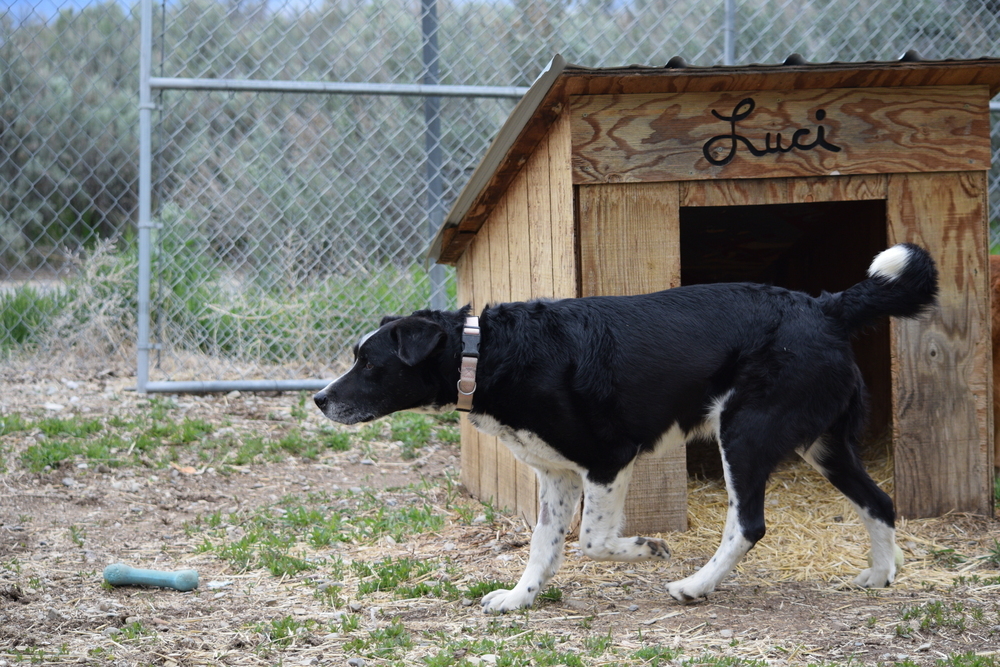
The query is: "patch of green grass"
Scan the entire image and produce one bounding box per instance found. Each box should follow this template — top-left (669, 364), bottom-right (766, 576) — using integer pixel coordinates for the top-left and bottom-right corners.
top-left (537, 586), bottom-right (562, 603)
top-left (983, 539), bottom-right (1000, 568)
top-left (0, 413), bottom-right (31, 436)
top-left (36, 416), bottom-right (104, 438)
top-left (193, 486), bottom-right (443, 579)
top-left (0, 284), bottom-right (69, 352)
top-left (929, 547), bottom-right (966, 568)
top-left (633, 645), bottom-right (681, 666)
top-left (351, 556), bottom-right (461, 599)
top-left (68, 525), bottom-right (86, 547)
top-left (465, 580), bottom-right (511, 599)
top-left (319, 425), bottom-right (351, 451)
top-left (900, 600), bottom-right (970, 632)
top-left (344, 618), bottom-right (413, 659)
top-left (255, 615), bottom-right (318, 649)
top-left (118, 620), bottom-right (154, 642)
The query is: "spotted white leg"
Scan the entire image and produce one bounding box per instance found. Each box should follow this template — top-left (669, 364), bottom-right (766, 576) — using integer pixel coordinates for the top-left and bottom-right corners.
top-left (667, 450), bottom-right (753, 601)
top-left (578, 461), bottom-right (671, 562)
top-left (481, 467), bottom-right (582, 613)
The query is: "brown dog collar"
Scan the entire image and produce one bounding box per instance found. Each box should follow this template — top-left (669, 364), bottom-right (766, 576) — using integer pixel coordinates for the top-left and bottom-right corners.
top-left (456, 316), bottom-right (479, 412)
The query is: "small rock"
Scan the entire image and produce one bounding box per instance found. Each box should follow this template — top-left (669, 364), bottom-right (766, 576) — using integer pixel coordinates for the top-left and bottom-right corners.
top-left (719, 629), bottom-right (734, 639)
top-left (466, 658), bottom-right (483, 667)
top-left (627, 604), bottom-right (639, 612)
top-left (43, 402), bottom-right (64, 411)
top-left (461, 598), bottom-right (474, 607)
top-left (481, 655), bottom-right (498, 665)
top-left (360, 458), bottom-right (375, 466)
top-left (225, 390), bottom-right (241, 399)
top-left (348, 601), bottom-right (363, 612)
top-left (347, 658), bottom-right (366, 667)
top-left (443, 542), bottom-right (457, 551)
top-left (47, 608), bottom-right (65, 622)
top-left (62, 477), bottom-right (77, 488)
top-left (102, 627), bottom-right (120, 637)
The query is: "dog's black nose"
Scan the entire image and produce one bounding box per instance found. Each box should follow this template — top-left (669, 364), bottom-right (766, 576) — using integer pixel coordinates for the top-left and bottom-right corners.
top-left (313, 392), bottom-right (328, 411)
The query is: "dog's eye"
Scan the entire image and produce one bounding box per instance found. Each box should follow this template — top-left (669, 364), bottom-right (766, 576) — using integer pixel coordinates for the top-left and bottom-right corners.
top-left (365, 362), bottom-right (374, 370)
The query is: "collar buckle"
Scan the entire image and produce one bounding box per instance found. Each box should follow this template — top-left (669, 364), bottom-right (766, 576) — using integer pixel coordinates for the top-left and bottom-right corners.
top-left (456, 316), bottom-right (479, 412)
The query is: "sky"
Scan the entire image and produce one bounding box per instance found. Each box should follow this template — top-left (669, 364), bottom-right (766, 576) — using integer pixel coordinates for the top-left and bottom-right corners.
top-left (3, 0), bottom-right (135, 23)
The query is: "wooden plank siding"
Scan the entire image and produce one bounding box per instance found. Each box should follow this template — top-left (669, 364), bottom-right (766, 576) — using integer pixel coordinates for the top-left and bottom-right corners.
top-left (887, 171), bottom-right (994, 518)
top-left (456, 115), bottom-right (577, 526)
top-left (571, 87), bottom-right (991, 185)
top-left (577, 181), bottom-right (688, 534)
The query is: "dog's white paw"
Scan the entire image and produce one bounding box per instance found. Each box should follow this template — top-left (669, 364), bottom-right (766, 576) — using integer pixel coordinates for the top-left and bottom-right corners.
top-left (853, 566), bottom-right (894, 589)
top-left (481, 587), bottom-right (537, 613)
top-left (667, 575), bottom-right (714, 602)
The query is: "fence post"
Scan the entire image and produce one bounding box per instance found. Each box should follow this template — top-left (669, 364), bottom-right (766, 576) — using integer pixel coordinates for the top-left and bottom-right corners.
top-left (136, 0), bottom-right (153, 393)
top-left (423, 0), bottom-right (447, 311)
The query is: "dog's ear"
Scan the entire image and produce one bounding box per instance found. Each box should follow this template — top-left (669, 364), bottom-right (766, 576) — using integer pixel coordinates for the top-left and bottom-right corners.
top-left (390, 318), bottom-right (445, 366)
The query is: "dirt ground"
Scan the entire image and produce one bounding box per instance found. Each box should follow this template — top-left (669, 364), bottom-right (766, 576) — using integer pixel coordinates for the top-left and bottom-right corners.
top-left (2, 366), bottom-right (999, 666)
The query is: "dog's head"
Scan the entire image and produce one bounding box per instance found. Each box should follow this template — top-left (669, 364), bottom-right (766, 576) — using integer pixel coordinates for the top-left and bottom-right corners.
top-left (314, 311), bottom-right (461, 424)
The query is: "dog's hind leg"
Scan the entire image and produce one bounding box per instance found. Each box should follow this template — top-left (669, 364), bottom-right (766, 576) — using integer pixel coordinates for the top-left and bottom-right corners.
top-left (667, 408), bottom-right (784, 602)
top-left (481, 467), bottom-right (582, 613)
top-left (578, 461), bottom-right (671, 562)
top-left (798, 427), bottom-right (896, 588)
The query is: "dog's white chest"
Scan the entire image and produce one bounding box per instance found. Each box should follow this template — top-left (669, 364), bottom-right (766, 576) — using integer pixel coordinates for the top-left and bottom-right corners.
top-left (469, 413), bottom-right (587, 474)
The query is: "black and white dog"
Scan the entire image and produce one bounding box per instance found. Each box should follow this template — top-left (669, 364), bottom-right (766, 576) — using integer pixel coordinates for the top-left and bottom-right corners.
top-left (315, 243), bottom-right (937, 613)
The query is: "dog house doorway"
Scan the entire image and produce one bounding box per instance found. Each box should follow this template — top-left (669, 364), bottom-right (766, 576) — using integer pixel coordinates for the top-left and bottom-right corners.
top-left (679, 200), bottom-right (890, 476)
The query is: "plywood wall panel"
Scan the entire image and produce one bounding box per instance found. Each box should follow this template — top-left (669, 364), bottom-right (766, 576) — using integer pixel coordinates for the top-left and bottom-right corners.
top-left (577, 181), bottom-right (687, 533)
top-left (887, 171), bottom-right (993, 518)
top-left (572, 87), bottom-right (991, 184)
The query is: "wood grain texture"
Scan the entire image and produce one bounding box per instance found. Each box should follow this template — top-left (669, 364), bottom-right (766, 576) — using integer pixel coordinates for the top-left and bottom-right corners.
top-left (547, 112), bottom-right (578, 299)
top-left (571, 87), bottom-right (991, 184)
top-left (562, 60), bottom-right (1000, 101)
top-left (578, 182), bottom-right (682, 296)
top-left (578, 181), bottom-right (687, 533)
top-left (887, 171), bottom-right (993, 518)
top-left (469, 216), bottom-right (498, 504)
top-left (488, 197), bottom-right (520, 514)
top-left (680, 174), bottom-right (888, 207)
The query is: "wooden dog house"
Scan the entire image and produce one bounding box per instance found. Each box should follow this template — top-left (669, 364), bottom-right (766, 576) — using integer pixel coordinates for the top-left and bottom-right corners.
top-left (429, 54), bottom-right (1000, 530)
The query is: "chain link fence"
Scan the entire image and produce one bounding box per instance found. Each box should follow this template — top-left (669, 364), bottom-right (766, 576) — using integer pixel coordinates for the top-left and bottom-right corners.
top-left (3, 0), bottom-right (1000, 387)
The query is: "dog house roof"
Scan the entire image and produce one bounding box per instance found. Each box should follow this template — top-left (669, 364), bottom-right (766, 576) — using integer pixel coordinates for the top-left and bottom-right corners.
top-left (429, 52), bottom-right (1000, 265)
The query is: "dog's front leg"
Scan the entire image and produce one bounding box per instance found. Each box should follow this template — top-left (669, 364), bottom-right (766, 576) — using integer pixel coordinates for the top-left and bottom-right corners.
top-left (481, 467), bottom-right (582, 613)
top-left (579, 462), bottom-right (671, 562)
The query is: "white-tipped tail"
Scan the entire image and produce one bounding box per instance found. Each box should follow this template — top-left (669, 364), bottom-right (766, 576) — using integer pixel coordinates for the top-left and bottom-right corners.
top-left (867, 245), bottom-right (911, 281)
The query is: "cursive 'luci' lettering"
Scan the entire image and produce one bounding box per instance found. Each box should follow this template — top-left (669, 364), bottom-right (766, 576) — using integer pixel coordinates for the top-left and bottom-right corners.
top-left (702, 97), bottom-right (842, 166)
